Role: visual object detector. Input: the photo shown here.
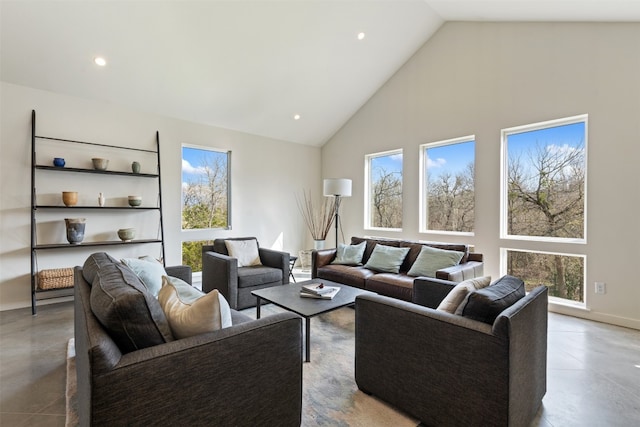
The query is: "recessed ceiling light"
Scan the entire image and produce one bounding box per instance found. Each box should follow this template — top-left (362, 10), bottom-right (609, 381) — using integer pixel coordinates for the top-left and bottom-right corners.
top-left (357, 32), bottom-right (365, 40)
top-left (94, 57), bottom-right (107, 66)
top-left (293, 114), bottom-right (301, 120)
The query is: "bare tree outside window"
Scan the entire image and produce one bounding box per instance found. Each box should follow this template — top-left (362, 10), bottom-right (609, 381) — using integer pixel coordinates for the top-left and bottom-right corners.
top-left (502, 117), bottom-right (587, 303)
top-left (181, 145), bottom-right (230, 271)
top-left (366, 151), bottom-right (403, 229)
top-left (423, 138), bottom-right (475, 233)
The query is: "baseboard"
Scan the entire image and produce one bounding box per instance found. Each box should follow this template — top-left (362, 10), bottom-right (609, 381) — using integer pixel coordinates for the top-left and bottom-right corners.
top-left (549, 303), bottom-right (640, 331)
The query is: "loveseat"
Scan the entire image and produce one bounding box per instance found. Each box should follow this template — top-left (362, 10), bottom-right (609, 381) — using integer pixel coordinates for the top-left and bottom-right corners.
top-left (312, 236), bottom-right (484, 301)
top-left (74, 252), bottom-right (302, 426)
top-left (356, 276), bottom-right (548, 426)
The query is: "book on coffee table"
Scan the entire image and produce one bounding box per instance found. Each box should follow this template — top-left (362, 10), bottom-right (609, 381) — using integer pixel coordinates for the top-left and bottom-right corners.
top-left (300, 286), bottom-right (340, 299)
top-left (301, 282), bottom-right (337, 296)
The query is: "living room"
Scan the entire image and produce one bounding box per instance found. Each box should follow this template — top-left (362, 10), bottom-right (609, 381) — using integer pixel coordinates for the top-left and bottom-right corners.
top-left (1, 1), bottom-right (640, 426)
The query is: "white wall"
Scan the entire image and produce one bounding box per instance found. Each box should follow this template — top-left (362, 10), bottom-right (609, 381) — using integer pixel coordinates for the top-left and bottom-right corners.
top-left (0, 82), bottom-right (320, 311)
top-left (322, 22), bottom-right (640, 329)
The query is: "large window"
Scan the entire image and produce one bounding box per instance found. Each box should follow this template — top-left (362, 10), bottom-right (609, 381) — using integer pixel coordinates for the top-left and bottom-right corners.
top-left (420, 136), bottom-right (475, 234)
top-left (365, 149), bottom-right (403, 230)
top-left (501, 115), bottom-right (587, 304)
top-left (181, 145), bottom-right (230, 272)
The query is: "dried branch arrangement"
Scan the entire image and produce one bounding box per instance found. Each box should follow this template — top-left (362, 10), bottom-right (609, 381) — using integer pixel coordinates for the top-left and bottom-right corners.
top-left (296, 191), bottom-right (336, 240)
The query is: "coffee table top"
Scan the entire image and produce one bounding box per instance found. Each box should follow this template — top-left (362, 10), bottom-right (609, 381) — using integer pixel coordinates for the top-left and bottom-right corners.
top-left (251, 279), bottom-right (375, 318)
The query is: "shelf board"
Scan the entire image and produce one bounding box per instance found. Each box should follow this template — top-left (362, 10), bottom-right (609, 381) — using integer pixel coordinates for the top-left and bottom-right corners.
top-left (34, 239), bottom-right (162, 250)
top-left (35, 165), bottom-right (158, 178)
top-left (34, 205), bottom-right (160, 210)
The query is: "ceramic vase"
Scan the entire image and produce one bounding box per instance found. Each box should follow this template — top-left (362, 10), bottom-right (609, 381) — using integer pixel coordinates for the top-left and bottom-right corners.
top-left (53, 157), bottom-right (65, 167)
top-left (62, 191), bottom-right (78, 207)
top-left (314, 240), bottom-right (325, 250)
top-left (98, 193), bottom-right (105, 207)
top-left (131, 161), bottom-right (141, 174)
top-left (65, 218), bottom-right (86, 244)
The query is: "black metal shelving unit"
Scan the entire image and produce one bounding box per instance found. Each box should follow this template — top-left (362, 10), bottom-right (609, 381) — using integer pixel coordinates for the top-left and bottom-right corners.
top-left (30, 110), bottom-right (166, 314)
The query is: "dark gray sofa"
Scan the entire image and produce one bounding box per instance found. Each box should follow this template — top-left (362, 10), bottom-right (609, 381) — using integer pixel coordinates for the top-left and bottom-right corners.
top-left (202, 237), bottom-right (290, 310)
top-left (74, 253), bottom-right (303, 426)
top-left (312, 236), bottom-right (484, 302)
top-left (355, 276), bottom-right (548, 426)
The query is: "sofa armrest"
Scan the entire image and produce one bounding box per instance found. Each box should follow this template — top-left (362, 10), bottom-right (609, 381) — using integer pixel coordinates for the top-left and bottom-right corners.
top-left (165, 265), bottom-right (192, 285)
top-left (412, 277), bottom-right (458, 308)
top-left (202, 250), bottom-right (238, 307)
top-left (435, 260), bottom-right (484, 282)
top-left (259, 248), bottom-right (290, 284)
top-left (89, 312), bottom-right (303, 426)
top-left (311, 248), bottom-right (337, 278)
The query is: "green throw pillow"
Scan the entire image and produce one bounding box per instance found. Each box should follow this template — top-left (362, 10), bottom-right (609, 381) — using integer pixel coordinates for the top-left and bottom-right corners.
top-left (407, 245), bottom-right (465, 277)
top-left (121, 256), bottom-right (167, 297)
top-left (364, 244), bottom-right (410, 274)
top-left (331, 241), bottom-right (366, 265)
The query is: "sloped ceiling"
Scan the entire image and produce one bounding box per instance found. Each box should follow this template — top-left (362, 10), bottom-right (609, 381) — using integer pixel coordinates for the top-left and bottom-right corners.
top-left (2, 1), bottom-right (640, 146)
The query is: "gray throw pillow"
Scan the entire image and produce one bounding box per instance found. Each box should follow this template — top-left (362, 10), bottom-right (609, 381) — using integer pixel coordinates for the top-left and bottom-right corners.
top-left (82, 252), bottom-right (118, 285)
top-left (460, 275), bottom-right (526, 324)
top-left (363, 244), bottom-right (410, 274)
top-left (90, 262), bottom-right (174, 353)
top-left (331, 241), bottom-right (366, 265)
top-left (407, 245), bottom-right (465, 277)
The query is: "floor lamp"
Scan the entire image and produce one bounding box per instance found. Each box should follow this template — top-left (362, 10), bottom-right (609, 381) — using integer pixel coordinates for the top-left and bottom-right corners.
top-left (323, 178), bottom-right (352, 247)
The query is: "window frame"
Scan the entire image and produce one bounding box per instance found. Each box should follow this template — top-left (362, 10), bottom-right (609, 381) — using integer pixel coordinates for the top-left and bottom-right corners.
top-left (181, 143), bottom-right (232, 232)
top-left (364, 148), bottom-right (403, 232)
top-left (500, 114), bottom-right (588, 244)
top-left (419, 135), bottom-right (475, 236)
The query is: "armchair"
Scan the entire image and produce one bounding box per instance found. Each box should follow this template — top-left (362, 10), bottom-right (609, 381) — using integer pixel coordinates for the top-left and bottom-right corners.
top-left (202, 237), bottom-right (290, 310)
top-left (355, 277), bottom-right (548, 426)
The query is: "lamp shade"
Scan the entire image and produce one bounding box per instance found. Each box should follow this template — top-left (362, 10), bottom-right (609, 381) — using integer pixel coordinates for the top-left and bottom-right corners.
top-left (323, 178), bottom-right (352, 197)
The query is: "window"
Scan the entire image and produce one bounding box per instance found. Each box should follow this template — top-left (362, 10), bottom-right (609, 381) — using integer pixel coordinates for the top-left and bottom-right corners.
top-left (365, 150), bottom-right (403, 230)
top-left (501, 115), bottom-right (587, 305)
top-left (181, 240), bottom-right (213, 273)
top-left (420, 136), bottom-right (475, 234)
top-left (502, 116), bottom-right (587, 242)
top-left (181, 145), bottom-right (230, 230)
top-left (503, 249), bottom-right (585, 304)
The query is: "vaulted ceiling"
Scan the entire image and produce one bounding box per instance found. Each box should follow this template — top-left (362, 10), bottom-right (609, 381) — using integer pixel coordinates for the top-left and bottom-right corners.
top-left (2, 1), bottom-right (639, 146)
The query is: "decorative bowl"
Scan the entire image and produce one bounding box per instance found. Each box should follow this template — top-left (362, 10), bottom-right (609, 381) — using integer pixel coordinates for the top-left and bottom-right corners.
top-left (53, 157), bottom-right (65, 167)
top-left (117, 228), bottom-right (136, 242)
top-left (91, 158), bottom-right (109, 171)
top-left (62, 191), bottom-right (78, 207)
top-left (128, 195), bottom-right (142, 207)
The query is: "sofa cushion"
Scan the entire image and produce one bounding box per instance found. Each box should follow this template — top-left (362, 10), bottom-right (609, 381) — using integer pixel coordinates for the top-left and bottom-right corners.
top-left (315, 265), bottom-right (375, 289)
top-left (407, 245), bottom-right (465, 278)
top-left (225, 239), bottom-right (262, 267)
top-left (365, 273), bottom-right (414, 302)
top-left (364, 244), bottom-right (410, 274)
top-left (158, 276), bottom-right (232, 339)
top-left (332, 241), bottom-right (366, 265)
top-left (82, 252), bottom-right (118, 285)
top-left (121, 256), bottom-right (167, 297)
top-left (351, 236), bottom-right (401, 265)
top-left (90, 262), bottom-right (174, 353)
top-left (400, 241), bottom-right (470, 269)
top-left (436, 276), bottom-right (491, 313)
top-left (237, 265), bottom-right (282, 288)
top-left (460, 275), bottom-right (526, 324)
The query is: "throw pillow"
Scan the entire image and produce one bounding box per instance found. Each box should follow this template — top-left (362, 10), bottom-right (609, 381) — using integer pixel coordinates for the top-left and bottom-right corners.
top-left (407, 245), bottom-right (465, 277)
top-left (331, 241), bottom-right (366, 265)
top-left (158, 276), bottom-right (232, 339)
top-left (224, 239), bottom-right (262, 267)
top-left (436, 276), bottom-right (491, 314)
top-left (121, 256), bottom-right (167, 297)
top-left (90, 262), bottom-right (174, 353)
top-left (82, 252), bottom-right (118, 285)
top-left (363, 244), bottom-right (411, 274)
top-left (460, 275), bottom-right (526, 324)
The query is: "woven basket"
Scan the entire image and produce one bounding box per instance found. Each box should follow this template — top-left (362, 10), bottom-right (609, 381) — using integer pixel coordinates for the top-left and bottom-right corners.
top-left (38, 268), bottom-right (74, 290)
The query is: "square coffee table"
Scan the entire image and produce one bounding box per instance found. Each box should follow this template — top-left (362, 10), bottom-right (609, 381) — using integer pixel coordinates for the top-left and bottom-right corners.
top-left (252, 279), bottom-right (375, 362)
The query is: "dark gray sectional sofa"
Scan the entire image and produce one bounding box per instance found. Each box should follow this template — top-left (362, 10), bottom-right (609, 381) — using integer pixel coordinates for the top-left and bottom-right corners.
top-left (74, 252), bottom-right (302, 426)
top-left (312, 236), bottom-right (484, 301)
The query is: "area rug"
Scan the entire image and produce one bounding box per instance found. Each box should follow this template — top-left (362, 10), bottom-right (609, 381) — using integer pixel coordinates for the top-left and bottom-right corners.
top-left (66, 305), bottom-right (419, 426)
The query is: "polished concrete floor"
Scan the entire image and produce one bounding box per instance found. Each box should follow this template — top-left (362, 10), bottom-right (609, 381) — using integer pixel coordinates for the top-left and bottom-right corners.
top-left (1, 284), bottom-right (639, 426)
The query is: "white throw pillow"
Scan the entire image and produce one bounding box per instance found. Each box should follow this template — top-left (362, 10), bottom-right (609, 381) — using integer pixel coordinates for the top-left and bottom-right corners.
top-left (407, 245), bottom-right (465, 278)
top-left (436, 276), bottom-right (492, 314)
top-left (363, 244), bottom-right (410, 274)
top-left (224, 239), bottom-right (262, 267)
top-left (121, 256), bottom-right (167, 297)
top-left (158, 276), bottom-right (232, 339)
top-left (331, 241), bottom-right (366, 265)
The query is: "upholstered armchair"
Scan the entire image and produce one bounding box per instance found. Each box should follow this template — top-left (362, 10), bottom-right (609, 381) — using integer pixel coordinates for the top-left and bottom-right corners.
top-left (355, 276), bottom-right (548, 426)
top-left (202, 237), bottom-right (290, 310)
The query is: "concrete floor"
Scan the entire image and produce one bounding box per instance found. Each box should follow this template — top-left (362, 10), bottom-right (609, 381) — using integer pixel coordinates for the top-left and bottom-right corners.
top-left (1, 284), bottom-right (639, 426)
